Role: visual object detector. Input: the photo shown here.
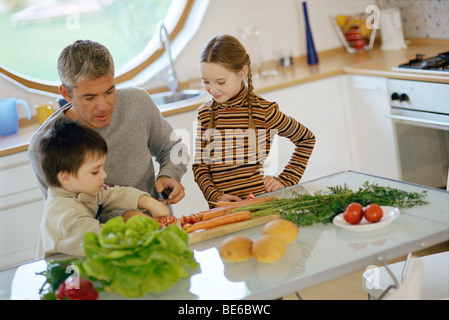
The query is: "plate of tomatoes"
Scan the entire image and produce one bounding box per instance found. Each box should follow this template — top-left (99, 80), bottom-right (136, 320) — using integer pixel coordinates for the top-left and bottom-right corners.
top-left (333, 203), bottom-right (400, 232)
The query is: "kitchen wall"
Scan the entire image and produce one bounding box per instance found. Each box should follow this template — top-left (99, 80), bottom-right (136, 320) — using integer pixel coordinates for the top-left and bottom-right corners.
top-left (1, 0), bottom-right (448, 119)
top-left (378, 0), bottom-right (449, 39)
top-left (137, 0), bottom-right (377, 90)
top-left (1, 0), bottom-right (375, 118)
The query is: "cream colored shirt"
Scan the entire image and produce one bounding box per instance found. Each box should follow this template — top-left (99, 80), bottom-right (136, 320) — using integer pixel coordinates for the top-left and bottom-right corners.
top-left (36, 184), bottom-right (148, 258)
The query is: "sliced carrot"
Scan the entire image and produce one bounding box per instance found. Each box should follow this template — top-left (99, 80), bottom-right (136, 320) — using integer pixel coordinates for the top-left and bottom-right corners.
top-left (186, 211), bottom-right (252, 233)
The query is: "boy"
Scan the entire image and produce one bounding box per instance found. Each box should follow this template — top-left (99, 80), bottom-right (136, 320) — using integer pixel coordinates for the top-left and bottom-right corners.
top-left (36, 118), bottom-right (170, 258)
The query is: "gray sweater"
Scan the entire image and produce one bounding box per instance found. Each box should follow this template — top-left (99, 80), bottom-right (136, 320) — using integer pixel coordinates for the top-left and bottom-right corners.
top-left (28, 87), bottom-right (188, 200)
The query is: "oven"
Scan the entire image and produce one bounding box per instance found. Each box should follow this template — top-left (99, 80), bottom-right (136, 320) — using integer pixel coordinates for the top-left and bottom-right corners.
top-left (387, 78), bottom-right (449, 189)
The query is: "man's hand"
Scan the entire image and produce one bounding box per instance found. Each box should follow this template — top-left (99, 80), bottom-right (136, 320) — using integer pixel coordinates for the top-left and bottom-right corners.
top-left (154, 175), bottom-right (185, 205)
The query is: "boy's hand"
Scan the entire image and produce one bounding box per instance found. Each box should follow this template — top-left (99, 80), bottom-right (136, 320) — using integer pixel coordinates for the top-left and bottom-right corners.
top-left (122, 210), bottom-right (149, 222)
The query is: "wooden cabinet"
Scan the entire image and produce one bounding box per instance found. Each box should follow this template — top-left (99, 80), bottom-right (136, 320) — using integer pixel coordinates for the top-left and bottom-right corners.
top-left (0, 152), bottom-right (44, 269)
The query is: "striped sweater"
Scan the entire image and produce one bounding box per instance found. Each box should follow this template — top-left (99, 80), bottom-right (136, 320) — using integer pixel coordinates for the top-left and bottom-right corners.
top-left (192, 85), bottom-right (315, 203)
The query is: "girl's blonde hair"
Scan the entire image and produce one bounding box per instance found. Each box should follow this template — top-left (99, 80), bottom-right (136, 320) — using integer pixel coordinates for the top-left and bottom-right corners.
top-left (199, 35), bottom-right (257, 152)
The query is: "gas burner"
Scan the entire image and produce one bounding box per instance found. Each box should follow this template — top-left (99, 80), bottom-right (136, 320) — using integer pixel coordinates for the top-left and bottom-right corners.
top-left (392, 51), bottom-right (449, 75)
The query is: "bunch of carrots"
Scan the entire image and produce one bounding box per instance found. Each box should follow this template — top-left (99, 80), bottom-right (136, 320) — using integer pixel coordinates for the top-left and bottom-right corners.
top-left (179, 195), bottom-right (278, 233)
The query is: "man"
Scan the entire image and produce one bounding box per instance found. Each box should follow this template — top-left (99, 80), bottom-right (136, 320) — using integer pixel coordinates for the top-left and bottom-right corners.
top-left (28, 40), bottom-right (188, 211)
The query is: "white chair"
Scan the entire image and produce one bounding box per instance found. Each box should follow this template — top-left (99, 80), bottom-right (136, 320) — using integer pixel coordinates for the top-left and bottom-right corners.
top-left (363, 251), bottom-right (449, 300)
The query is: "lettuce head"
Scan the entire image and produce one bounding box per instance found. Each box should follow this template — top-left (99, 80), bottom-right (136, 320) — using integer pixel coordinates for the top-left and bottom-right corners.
top-left (82, 216), bottom-right (198, 298)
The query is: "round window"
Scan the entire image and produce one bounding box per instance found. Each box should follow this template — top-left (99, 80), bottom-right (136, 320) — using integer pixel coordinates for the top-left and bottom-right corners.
top-left (0, 0), bottom-right (183, 86)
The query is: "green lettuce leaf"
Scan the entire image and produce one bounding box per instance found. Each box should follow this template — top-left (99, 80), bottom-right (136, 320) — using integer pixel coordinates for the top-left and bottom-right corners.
top-left (82, 216), bottom-right (198, 297)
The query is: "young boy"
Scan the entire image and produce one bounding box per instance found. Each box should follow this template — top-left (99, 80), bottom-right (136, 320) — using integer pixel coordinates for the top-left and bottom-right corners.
top-left (36, 118), bottom-right (170, 258)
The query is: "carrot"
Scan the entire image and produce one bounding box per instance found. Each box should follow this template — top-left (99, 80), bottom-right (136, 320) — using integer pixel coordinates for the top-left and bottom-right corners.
top-left (186, 211), bottom-right (252, 233)
top-left (198, 197), bottom-right (278, 221)
top-left (201, 206), bottom-right (235, 221)
top-left (215, 196), bottom-right (278, 207)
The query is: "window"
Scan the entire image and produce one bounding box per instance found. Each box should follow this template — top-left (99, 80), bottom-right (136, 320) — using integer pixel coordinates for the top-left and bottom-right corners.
top-left (0, 0), bottom-right (193, 93)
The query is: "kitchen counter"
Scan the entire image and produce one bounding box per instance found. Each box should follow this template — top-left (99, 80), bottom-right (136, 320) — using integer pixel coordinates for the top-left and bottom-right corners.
top-left (1, 171), bottom-right (448, 300)
top-left (1, 38), bottom-right (448, 157)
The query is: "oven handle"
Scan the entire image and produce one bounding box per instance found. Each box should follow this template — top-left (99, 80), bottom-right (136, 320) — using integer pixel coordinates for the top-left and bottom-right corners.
top-left (387, 114), bottom-right (449, 129)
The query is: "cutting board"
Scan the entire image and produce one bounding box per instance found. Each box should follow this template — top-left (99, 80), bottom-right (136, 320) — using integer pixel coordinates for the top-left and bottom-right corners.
top-left (188, 213), bottom-right (281, 244)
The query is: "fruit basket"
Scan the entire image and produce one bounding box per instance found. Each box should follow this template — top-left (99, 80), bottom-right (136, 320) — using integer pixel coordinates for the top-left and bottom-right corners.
top-left (332, 13), bottom-right (376, 53)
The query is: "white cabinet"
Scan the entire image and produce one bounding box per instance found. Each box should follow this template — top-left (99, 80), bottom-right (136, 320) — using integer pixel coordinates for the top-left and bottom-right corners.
top-left (0, 152), bottom-right (44, 269)
top-left (263, 76), bottom-right (353, 182)
top-left (341, 75), bottom-right (400, 180)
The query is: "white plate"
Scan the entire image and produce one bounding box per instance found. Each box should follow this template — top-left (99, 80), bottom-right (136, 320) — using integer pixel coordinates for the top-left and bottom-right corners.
top-left (333, 206), bottom-right (400, 232)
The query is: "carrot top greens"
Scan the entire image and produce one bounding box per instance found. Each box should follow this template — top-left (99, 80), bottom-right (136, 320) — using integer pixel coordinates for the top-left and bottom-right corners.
top-left (233, 181), bottom-right (428, 226)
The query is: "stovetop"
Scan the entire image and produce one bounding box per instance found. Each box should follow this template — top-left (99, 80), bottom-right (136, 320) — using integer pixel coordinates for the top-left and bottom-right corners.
top-left (392, 51), bottom-right (449, 75)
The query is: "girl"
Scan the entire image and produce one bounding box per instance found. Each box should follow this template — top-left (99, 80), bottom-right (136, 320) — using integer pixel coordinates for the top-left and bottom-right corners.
top-left (192, 35), bottom-right (315, 204)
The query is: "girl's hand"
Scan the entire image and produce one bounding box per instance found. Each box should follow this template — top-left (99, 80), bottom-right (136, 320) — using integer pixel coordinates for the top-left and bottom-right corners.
top-left (216, 193), bottom-right (242, 203)
top-left (263, 176), bottom-right (285, 193)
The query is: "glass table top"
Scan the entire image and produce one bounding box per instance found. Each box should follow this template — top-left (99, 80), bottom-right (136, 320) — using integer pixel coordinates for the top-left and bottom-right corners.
top-left (1, 171), bottom-right (448, 300)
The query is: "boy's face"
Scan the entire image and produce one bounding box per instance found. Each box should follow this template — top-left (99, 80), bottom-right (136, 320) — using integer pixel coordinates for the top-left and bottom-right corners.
top-left (62, 154), bottom-right (107, 196)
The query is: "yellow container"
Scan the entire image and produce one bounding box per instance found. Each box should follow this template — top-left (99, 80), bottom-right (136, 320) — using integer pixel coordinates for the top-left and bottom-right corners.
top-left (35, 103), bottom-right (54, 125)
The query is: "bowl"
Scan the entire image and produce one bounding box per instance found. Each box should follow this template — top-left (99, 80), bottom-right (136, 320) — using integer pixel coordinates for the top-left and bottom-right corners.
top-left (332, 13), bottom-right (377, 53)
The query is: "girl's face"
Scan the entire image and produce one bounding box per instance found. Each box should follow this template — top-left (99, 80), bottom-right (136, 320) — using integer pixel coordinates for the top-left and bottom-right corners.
top-left (61, 153), bottom-right (107, 196)
top-left (200, 62), bottom-right (248, 104)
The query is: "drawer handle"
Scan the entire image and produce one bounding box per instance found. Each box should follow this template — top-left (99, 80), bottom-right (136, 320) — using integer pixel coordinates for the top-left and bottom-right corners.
top-left (388, 114), bottom-right (449, 129)
top-left (351, 84), bottom-right (379, 91)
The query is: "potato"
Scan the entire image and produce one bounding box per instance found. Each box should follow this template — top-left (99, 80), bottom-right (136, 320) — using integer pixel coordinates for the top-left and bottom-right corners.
top-left (262, 219), bottom-right (299, 245)
top-left (251, 234), bottom-right (286, 263)
top-left (219, 236), bottom-right (253, 262)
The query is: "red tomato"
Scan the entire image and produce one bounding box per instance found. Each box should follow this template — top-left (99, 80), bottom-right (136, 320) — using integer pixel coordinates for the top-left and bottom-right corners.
top-left (166, 216), bottom-right (177, 226)
top-left (343, 202), bottom-right (364, 224)
top-left (158, 216), bottom-right (167, 228)
top-left (187, 214), bottom-right (200, 224)
top-left (246, 193), bottom-right (256, 200)
top-left (158, 216), bottom-right (178, 228)
top-left (365, 204), bottom-right (383, 223)
top-left (180, 215), bottom-right (188, 227)
top-left (56, 277), bottom-right (98, 300)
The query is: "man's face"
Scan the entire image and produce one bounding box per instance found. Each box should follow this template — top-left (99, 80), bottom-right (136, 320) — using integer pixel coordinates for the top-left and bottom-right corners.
top-left (62, 74), bottom-right (116, 129)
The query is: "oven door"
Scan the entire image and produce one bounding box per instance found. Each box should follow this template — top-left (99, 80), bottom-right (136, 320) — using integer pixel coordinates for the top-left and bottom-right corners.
top-left (389, 108), bottom-right (449, 189)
